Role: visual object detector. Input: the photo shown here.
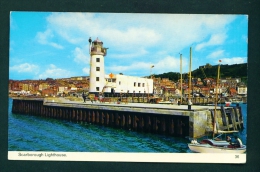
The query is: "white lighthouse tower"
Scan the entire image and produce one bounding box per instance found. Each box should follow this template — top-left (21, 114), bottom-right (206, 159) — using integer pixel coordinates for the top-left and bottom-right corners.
top-left (88, 37), bottom-right (108, 94)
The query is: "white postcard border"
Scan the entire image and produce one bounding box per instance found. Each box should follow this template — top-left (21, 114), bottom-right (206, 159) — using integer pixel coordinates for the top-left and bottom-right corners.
top-left (8, 151), bottom-right (246, 163)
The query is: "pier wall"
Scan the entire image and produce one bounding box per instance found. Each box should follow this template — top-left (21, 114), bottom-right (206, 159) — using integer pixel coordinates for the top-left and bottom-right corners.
top-left (11, 98), bottom-right (244, 138)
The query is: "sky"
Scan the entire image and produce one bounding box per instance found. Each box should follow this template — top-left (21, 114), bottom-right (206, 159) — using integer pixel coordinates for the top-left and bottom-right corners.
top-left (9, 12), bottom-right (248, 80)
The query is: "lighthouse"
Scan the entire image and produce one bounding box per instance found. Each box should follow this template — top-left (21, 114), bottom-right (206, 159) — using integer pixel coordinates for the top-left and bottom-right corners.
top-left (89, 37), bottom-right (108, 94)
top-left (88, 38), bottom-right (153, 97)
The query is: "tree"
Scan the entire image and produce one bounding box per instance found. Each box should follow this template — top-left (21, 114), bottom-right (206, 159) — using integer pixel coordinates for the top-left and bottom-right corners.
top-left (205, 63), bottom-right (212, 68)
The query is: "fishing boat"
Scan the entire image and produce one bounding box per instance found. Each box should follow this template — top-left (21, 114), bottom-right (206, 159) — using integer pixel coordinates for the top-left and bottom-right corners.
top-left (188, 131), bottom-right (247, 153)
top-left (188, 60), bottom-right (246, 153)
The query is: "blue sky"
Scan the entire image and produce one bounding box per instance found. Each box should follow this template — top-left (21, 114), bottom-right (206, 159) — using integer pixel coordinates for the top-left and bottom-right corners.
top-left (9, 12), bottom-right (248, 80)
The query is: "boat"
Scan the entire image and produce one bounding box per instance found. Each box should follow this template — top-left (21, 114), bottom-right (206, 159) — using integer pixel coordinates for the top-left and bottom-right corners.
top-left (188, 132), bottom-right (247, 153)
top-left (188, 60), bottom-right (246, 153)
top-left (188, 141), bottom-right (246, 153)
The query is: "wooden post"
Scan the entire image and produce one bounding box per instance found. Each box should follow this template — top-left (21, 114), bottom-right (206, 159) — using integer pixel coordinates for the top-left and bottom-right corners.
top-left (132, 115), bottom-right (137, 129)
top-left (220, 106), bottom-right (229, 130)
top-left (121, 114), bottom-right (125, 128)
top-left (92, 110), bottom-right (95, 123)
top-left (230, 108), bottom-right (237, 130)
top-left (115, 113), bottom-right (119, 126)
top-left (233, 107), bottom-right (241, 129)
top-left (152, 116), bottom-right (157, 132)
top-left (104, 112), bottom-right (108, 125)
top-left (129, 113), bottom-right (132, 129)
top-left (161, 116), bottom-right (166, 133)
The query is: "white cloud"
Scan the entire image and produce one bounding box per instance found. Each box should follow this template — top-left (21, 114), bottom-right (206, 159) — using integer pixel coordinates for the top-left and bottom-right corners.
top-left (10, 63), bottom-right (39, 73)
top-left (49, 42), bottom-right (63, 49)
top-left (73, 47), bottom-right (89, 64)
top-left (44, 13), bottom-right (236, 55)
top-left (207, 50), bottom-right (225, 59)
top-left (38, 64), bottom-right (72, 79)
top-left (82, 67), bottom-right (89, 75)
top-left (36, 29), bottom-right (51, 44)
top-left (106, 61), bottom-right (152, 76)
top-left (110, 48), bottom-right (148, 59)
top-left (195, 33), bottom-right (227, 51)
top-left (218, 57), bottom-right (247, 65)
top-left (106, 55), bottom-right (188, 76)
top-left (153, 56), bottom-right (188, 74)
top-left (33, 13), bottom-right (243, 77)
top-left (101, 27), bottom-right (161, 50)
top-left (242, 35), bottom-right (248, 43)
top-left (36, 29), bottom-right (64, 49)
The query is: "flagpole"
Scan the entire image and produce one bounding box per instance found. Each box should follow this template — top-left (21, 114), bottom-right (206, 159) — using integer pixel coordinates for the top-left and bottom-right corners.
top-left (180, 53), bottom-right (182, 104)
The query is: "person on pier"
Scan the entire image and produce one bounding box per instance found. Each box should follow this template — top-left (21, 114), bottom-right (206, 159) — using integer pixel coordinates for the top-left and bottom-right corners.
top-left (82, 92), bottom-right (87, 103)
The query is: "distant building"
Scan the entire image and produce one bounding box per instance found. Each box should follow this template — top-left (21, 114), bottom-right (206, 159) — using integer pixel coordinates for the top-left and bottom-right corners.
top-left (42, 88), bottom-right (57, 97)
top-left (70, 76), bottom-right (89, 80)
top-left (237, 82), bottom-right (247, 96)
top-left (237, 86), bottom-right (247, 95)
top-left (39, 83), bottom-right (49, 91)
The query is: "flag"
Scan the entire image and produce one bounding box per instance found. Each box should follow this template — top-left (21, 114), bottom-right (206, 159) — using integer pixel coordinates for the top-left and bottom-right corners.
top-left (219, 60), bottom-right (222, 62)
top-left (151, 65), bottom-right (154, 68)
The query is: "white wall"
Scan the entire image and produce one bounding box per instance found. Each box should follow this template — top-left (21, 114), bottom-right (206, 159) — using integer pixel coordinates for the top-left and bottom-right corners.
top-left (89, 54), bottom-right (105, 93)
top-left (104, 74), bottom-right (153, 94)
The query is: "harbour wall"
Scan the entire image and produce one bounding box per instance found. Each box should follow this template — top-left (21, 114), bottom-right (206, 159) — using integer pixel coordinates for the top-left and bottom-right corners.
top-left (83, 95), bottom-right (247, 104)
top-left (11, 97), bottom-right (244, 138)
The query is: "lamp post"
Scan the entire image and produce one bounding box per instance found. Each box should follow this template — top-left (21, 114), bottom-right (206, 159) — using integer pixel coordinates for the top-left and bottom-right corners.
top-left (150, 65), bottom-right (154, 78)
top-left (88, 37), bottom-right (92, 93)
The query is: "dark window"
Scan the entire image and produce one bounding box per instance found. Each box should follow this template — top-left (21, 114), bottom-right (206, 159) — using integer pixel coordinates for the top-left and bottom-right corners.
top-left (138, 83), bottom-right (141, 87)
top-left (96, 58), bottom-right (100, 62)
top-left (96, 77), bottom-right (99, 81)
top-left (96, 87), bottom-right (99, 91)
top-left (134, 82), bottom-right (136, 87)
top-left (96, 67), bottom-right (100, 71)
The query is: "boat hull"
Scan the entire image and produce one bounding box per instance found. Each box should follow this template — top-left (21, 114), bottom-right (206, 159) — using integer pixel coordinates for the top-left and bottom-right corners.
top-left (188, 144), bottom-right (246, 153)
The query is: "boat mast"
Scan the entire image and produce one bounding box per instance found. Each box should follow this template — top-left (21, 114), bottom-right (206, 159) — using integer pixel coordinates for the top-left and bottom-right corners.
top-left (188, 47), bottom-right (192, 104)
top-left (213, 60), bottom-right (221, 138)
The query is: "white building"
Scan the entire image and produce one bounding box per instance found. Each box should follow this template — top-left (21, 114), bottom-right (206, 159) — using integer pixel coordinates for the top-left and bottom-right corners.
top-left (237, 86), bottom-right (247, 95)
top-left (88, 38), bottom-right (153, 95)
top-left (103, 74), bottom-right (153, 94)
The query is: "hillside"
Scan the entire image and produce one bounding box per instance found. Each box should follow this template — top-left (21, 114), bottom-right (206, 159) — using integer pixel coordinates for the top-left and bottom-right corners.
top-left (153, 63), bottom-right (247, 84)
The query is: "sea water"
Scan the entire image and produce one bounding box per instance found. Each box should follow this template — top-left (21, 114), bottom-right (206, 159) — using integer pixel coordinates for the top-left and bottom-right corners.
top-left (8, 98), bottom-right (247, 153)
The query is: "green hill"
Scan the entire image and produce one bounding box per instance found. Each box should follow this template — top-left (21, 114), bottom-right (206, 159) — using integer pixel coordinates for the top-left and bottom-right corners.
top-left (153, 63), bottom-right (247, 84)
